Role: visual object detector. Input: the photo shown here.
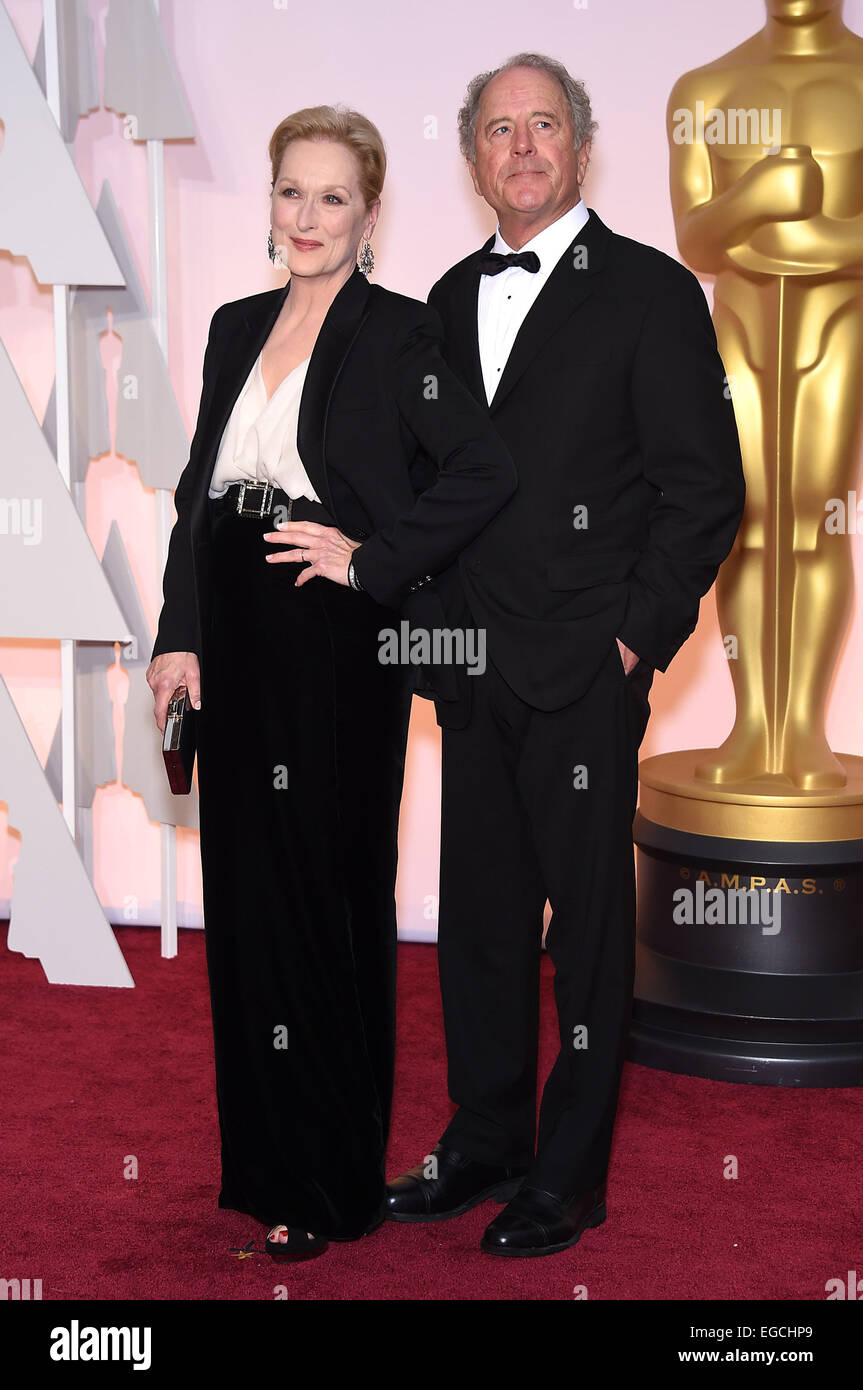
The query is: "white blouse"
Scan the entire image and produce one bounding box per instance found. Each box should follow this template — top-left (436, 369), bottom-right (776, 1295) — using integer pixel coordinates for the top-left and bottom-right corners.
top-left (208, 350), bottom-right (321, 501)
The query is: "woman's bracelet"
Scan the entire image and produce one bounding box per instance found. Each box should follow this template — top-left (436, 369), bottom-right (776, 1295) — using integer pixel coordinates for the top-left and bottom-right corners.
top-left (347, 559), bottom-right (364, 592)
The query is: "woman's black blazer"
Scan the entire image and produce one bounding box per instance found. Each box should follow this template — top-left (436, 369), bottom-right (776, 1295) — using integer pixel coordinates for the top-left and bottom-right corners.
top-left (151, 267), bottom-right (517, 700)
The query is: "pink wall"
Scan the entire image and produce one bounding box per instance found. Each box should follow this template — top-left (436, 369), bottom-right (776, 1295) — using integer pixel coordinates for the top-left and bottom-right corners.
top-left (2, 0), bottom-right (862, 934)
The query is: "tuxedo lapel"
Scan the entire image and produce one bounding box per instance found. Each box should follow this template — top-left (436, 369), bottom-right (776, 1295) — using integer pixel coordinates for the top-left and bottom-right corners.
top-left (191, 281), bottom-right (289, 534)
top-left (444, 235), bottom-right (494, 406)
top-left (489, 207), bottom-right (610, 415)
top-left (297, 266), bottom-right (371, 514)
top-left (206, 284), bottom-right (289, 469)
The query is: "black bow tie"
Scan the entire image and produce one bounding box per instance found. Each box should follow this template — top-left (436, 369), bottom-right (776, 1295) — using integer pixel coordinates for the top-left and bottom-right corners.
top-left (477, 250), bottom-right (541, 276)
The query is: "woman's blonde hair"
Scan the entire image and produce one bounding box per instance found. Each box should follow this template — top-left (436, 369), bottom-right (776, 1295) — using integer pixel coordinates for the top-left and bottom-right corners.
top-left (268, 105), bottom-right (386, 208)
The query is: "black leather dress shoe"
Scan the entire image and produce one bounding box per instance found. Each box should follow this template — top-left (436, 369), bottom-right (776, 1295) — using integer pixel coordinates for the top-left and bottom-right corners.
top-left (385, 1144), bottom-right (528, 1222)
top-left (481, 1183), bottom-right (606, 1256)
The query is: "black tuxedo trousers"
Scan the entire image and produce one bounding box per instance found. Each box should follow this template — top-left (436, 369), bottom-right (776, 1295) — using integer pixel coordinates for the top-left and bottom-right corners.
top-left (437, 622), bottom-right (654, 1198)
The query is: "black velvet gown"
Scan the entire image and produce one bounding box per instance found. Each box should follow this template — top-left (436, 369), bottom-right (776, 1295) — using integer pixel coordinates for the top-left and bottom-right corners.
top-left (196, 486), bottom-right (413, 1240)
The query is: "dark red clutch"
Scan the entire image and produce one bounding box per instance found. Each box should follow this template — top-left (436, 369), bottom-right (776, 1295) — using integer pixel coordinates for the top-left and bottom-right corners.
top-left (162, 684), bottom-right (198, 794)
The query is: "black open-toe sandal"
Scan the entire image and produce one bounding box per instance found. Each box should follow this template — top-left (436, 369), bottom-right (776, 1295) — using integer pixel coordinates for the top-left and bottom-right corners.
top-left (265, 1225), bottom-right (328, 1262)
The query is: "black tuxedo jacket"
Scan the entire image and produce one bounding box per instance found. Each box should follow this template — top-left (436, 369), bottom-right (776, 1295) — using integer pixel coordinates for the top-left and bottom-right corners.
top-left (151, 268), bottom-right (517, 698)
top-left (427, 207), bottom-right (746, 729)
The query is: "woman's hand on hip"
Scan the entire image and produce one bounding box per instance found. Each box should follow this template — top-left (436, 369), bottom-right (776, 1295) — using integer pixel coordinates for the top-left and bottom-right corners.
top-left (262, 520), bottom-right (360, 588)
top-left (146, 652), bottom-right (201, 733)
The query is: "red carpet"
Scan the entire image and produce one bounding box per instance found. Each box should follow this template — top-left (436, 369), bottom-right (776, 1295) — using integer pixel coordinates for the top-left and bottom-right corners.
top-left (2, 922), bottom-right (860, 1301)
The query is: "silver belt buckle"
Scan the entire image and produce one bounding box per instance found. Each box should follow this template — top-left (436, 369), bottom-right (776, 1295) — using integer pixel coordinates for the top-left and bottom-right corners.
top-left (236, 480), bottom-right (274, 517)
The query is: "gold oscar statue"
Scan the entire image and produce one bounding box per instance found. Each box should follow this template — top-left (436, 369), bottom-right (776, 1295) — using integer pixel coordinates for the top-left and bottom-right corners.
top-left (630, 1), bottom-right (863, 1087)
top-left (639, 0), bottom-right (863, 844)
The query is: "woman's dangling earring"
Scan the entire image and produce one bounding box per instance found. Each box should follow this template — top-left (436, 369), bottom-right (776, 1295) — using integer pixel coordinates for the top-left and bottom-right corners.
top-left (357, 238), bottom-right (374, 277)
top-left (267, 228), bottom-right (277, 264)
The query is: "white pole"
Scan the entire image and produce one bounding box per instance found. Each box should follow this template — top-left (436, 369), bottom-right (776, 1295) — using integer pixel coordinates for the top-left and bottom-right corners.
top-left (44, 1), bottom-right (77, 841)
top-left (148, 0), bottom-right (178, 959)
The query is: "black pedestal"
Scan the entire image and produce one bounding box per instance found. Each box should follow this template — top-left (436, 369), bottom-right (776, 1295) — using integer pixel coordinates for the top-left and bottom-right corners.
top-left (629, 812), bottom-right (863, 1086)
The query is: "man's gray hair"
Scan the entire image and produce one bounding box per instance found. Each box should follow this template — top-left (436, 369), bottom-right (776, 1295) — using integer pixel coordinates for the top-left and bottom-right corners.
top-left (457, 52), bottom-right (597, 163)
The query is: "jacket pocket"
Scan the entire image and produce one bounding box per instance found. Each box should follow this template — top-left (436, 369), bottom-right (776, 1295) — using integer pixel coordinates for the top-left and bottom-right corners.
top-left (546, 546), bottom-right (640, 591)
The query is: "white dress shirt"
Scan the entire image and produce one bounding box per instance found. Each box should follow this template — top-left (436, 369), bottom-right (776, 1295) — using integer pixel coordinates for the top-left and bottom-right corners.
top-left (477, 199), bottom-right (590, 405)
top-left (208, 350), bottom-right (320, 501)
